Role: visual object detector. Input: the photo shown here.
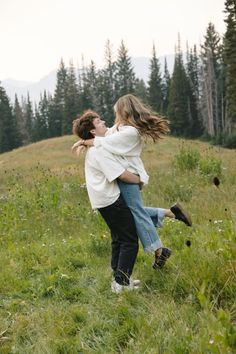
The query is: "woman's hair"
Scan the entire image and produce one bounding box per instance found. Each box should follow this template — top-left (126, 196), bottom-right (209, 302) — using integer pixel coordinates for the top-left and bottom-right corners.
top-left (114, 94), bottom-right (169, 141)
top-left (72, 110), bottom-right (100, 140)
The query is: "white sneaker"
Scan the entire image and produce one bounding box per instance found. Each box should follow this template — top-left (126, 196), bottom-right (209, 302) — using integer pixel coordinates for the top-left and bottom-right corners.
top-left (130, 278), bottom-right (141, 287)
top-left (111, 279), bottom-right (140, 294)
top-left (112, 276), bottom-right (140, 286)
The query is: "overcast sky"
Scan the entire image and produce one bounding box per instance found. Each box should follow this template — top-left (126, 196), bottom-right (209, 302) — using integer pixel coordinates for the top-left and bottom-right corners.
top-left (0, 0), bottom-right (226, 82)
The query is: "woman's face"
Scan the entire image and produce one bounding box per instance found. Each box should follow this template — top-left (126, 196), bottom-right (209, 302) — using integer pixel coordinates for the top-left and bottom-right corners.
top-left (114, 102), bottom-right (124, 122)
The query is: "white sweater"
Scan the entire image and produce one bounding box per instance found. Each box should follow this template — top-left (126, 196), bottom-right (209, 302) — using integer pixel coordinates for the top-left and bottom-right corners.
top-left (94, 125), bottom-right (149, 184)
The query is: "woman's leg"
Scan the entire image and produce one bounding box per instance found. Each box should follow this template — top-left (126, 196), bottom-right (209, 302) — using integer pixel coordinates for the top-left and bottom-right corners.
top-left (118, 181), bottom-right (163, 253)
top-left (144, 207), bottom-right (167, 228)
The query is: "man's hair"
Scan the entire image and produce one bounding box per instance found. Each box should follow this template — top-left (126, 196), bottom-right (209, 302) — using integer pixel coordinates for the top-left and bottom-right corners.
top-left (72, 110), bottom-right (100, 140)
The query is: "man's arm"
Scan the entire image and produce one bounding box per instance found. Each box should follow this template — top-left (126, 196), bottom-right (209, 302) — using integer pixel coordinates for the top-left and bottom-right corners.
top-left (118, 170), bottom-right (140, 184)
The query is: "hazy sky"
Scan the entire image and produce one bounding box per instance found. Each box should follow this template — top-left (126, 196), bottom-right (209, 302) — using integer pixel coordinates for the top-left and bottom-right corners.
top-left (0, 0), bottom-right (226, 82)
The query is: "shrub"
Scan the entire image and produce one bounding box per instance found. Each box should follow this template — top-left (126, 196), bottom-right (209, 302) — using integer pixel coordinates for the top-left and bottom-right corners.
top-left (199, 156), bottom-right (222, 177)
top-left (162, 182), bottom-right (193, 203)
top-left (211, 133), bottom-right (236, 149)
top-left (223, 133), bottom-right (236, 149)
top-left (173, 146), bottom-right (200, 171)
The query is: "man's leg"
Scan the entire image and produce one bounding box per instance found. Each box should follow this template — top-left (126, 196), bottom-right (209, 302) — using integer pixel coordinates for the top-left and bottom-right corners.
top-left (98, 196), bottom-right (139, 286)
top-left (110, 231), bottom-right (120, 274)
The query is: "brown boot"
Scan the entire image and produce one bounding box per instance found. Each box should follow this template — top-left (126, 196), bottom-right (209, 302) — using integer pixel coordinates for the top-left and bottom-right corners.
top-left (170, 203), bottom-right (192, 226)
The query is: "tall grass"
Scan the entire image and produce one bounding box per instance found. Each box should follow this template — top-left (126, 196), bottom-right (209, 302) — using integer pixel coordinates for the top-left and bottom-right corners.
top-left (0, 136), bottom-right (235, 353)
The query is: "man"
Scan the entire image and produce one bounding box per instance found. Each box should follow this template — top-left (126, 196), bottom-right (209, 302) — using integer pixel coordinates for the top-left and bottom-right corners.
top-left (72, 110), bottom-right (141, 294)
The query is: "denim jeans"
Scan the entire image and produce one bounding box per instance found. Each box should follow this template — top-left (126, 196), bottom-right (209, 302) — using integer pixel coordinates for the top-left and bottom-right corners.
top-left (118, 181), bottom-right (166, 253)
top-left (98, 195), bottom-right (139, 285)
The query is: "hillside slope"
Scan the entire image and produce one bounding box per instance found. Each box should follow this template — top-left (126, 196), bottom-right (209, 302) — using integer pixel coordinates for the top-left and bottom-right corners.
top-left (0, 136), bottom-right (235, 353)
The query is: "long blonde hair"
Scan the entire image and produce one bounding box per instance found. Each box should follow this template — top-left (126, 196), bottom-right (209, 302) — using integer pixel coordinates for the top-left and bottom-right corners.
top-left (114, 94), bottom-right (169, 141)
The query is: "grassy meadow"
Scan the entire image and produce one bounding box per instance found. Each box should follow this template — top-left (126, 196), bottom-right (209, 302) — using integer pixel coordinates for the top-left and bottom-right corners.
top-left (0, 136), bottom-right (235, 353)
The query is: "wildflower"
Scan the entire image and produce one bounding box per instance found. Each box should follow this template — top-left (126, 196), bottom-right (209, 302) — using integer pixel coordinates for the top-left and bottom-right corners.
top-left (61, 273), bottom-right (69, 279)
top-left (0, 195), bottom-right (8, 203)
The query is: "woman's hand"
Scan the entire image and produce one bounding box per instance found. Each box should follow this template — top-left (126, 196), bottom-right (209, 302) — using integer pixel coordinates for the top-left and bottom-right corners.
top-left (71, 139), bottom-right (94, 153)
top-left (83, 139), bottom-right (94, 146)
top-left (71, 140), bottom-right (84, 153)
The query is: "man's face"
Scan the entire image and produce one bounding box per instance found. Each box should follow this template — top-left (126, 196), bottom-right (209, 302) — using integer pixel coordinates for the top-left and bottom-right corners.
top-left (90, 117), bottom-right (107, 137)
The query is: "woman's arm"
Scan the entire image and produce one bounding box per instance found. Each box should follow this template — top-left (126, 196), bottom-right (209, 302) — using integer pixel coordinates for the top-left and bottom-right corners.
top-left (71, 139), bottom-right (94, 154)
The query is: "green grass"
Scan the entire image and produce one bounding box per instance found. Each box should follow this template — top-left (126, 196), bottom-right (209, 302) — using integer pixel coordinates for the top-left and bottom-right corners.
top-left (0, 136), bottom-right (235, 353)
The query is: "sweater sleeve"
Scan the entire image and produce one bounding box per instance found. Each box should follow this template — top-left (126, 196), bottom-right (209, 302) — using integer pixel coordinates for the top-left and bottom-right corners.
top-left (93, 126), bottom-right (140, 156)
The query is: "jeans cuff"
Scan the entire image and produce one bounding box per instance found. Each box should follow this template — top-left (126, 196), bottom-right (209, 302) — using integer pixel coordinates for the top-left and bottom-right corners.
top-left (144, 239), bottom-right (163, 253)
top-left (156, 208), bottom-right (166, 228)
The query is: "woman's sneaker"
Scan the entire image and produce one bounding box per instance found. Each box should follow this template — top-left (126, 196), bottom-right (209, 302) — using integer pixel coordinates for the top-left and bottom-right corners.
top-left (170, 202), bottom-right (192, 226)
top-left (153, 247), bottom-right (172, 270)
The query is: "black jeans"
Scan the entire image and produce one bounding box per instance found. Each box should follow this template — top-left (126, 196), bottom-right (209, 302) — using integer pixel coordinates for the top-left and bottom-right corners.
top-left (98, 195), bottom-right (139, 285)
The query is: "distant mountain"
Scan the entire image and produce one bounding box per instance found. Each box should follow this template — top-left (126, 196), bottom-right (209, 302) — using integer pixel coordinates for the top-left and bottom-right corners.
top-left (2, 55), bottom-right (174, 103)
top-left (1, 70), bottom-right (57, 103)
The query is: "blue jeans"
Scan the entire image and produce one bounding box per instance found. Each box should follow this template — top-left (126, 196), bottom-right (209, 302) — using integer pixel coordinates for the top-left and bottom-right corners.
top-left (118, 181), bottom-right (166, 253)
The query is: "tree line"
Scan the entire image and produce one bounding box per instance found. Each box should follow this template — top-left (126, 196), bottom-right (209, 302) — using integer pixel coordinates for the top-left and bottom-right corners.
top-left (0, 0), bottom-right (236, 153)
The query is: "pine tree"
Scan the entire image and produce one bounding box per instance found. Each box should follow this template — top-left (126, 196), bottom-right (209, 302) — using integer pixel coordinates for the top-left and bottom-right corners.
top-left (80, 57), bottom-right (94, 112)
top-left (51, 58), bottom-right (68, 136)
top-left (115, 40), bottom-right (136, 99)
top-left (63, 60), bottom-right (80, 134)
top-left (100, 40), bottom-right (116, 125)
top-left (223, 0), bottom-right (236, 134)
top-left (87, 60), bottom-right (100, 110)
top-left (0, 84), bottom-right (19, 153)
top-left (13, 94), bottom-right (24, 146)
top-left (134, 78), bottom-right (147, 103)
top-left (147, 45), bottom-right (163, 112)
top-left (186, 45), bottom-right (203, 136)
top-left (25, 93), bottom-right (34, 143)
top-left (168, 37), bottom-right (190, 136)
top-left (162, 58), bottom-right (171, 115)
top-left (32, 91), bottom-right (49, 141)
top-left (187, 45), bottom-right (200, 98)
top-left (199, 23), bottom-right (223, 136)
top-left (20, 93), bottom-right (34, 145)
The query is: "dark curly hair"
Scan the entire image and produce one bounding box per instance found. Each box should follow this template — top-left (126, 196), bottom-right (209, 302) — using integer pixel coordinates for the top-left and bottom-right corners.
top-left (72, 110), bottom-right (100, 140)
